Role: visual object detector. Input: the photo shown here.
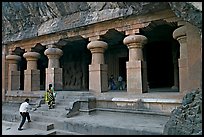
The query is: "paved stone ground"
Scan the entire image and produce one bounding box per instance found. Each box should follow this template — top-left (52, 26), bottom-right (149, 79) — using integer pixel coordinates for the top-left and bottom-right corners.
top-left (2, 110), bottom-right (170, 135)
top-left (2, 90), bottom-right (182, 135)
top-left (2, 121), bottom-right (50, 135)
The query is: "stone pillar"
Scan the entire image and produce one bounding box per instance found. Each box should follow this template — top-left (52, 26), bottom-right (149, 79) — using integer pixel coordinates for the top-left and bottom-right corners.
top-left (87, 40), bottom-right (108, 94)
top-left (23, 51), bottom-right (40, 92)
top-left (173, 25), bottom-right (188, 93)
top-left (170, 40), bottom-right (179, 90)
top-left (172, 59), bottom-right (179, 90)
top-left (6, 54), bottom-right (21, 92)
top-left (2, 45), bottom-right (6, 101)
top-left (123, 34), bottom-right (148, 94)
top-left (44, 47), bottom-right (63, 90)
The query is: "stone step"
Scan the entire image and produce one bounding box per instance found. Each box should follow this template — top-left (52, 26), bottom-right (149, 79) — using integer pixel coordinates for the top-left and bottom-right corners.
top-left (2, 109), bottom-right (60, 124)
top-left (96, 98), bottom-right (181, 114)
top-left (2, 120), bottom-right (56, 135)
top-left (30, 113), bottom-right (64, 123)
top-left (54, 129), bottom-right (84, 135)
top-left (2, 107), bottom-right (168, 135)
top-left (23, 121), bottom-right (54, 131)
top-left (32, 109), bottom-right (64, 117)
top-left (55, 91), bottom-right (91, 99)
top-left (37, 129), bottom-right (57, 135)
top-left (2, 110), bottom-right (20, 122)
top-left (95, 108), bottom-right (170, 116)
top-left (2, 92), bottom-right (175, 135)
top-left (56, 99), bottom-right (80, 104)
top-left (32, 108), bottom-right (67, 117)
top-left (4, 124), bottom-right (84, 135)
top-left (53, 111), bottom-right (167, 135)
top-left (2, 120), bottom-right (15, 127)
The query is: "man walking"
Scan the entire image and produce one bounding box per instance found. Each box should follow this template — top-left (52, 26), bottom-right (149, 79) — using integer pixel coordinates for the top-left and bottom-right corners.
top-left (18, 98), bottom-right (32, 131)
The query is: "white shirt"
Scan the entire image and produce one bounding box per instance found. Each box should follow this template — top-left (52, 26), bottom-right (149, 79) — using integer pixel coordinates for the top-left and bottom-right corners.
top-left (19, 102), bottom-right (30, 112)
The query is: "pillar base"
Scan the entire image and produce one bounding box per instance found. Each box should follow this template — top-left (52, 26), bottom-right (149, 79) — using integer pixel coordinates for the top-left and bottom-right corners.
top-left (126, 60), bottom-right (147, 94)
top-left (46, 68), bottom-right (63, 91)
top-left (79, 96), bottom-right (96, 115)
top-left (178, 58), bottom-right (189, 93)
top-left (89, 64), bottom-right (108, 94)
top-left (8, 71), bottom-right (20, 91)
top-left (24, 70), bottom-right (40, 92)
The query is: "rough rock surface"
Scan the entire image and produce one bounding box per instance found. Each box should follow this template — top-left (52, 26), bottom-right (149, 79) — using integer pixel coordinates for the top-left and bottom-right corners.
top-left (163, 89), bottom-right (202, 135)
top-left (168, 2), bottom-right (202, 33)
top-left (2, 2), bottom-right (169, 43)
top-left (3, 2), bottom-right (202, 44)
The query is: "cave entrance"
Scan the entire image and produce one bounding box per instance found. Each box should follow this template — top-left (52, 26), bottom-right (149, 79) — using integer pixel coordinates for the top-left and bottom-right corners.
top-left (141, 20), bottom-right (179, 92)
top-left (60, 37), bottom-right (91, 91)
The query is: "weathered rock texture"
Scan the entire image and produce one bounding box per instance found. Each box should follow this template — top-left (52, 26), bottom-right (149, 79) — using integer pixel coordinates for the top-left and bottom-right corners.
top-left (2, 2), bottom-right (202, 44)
top-left (163, 89), bottom-right (202, 135)
top-left (2, 2), bottom-right (169, 43)
top-left (168, 2), bottom-right (202, 33)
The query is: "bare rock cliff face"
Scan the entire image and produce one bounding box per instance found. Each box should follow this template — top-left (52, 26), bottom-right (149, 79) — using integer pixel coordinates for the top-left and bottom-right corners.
top-left (168, 2), bottom-right (202, 32)
top-left (2, 2), bottom-right (202, 43)
top-left (1, 2), bottom-right (170, 43)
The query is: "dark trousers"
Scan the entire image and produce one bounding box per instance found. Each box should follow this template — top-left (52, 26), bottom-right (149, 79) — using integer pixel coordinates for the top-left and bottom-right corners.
top-left (19, 112), bottom-right (31, 128)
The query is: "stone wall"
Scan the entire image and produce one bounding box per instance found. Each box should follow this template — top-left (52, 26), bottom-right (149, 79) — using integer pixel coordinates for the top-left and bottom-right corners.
top-left (163, 89), bottom-right (202, 135)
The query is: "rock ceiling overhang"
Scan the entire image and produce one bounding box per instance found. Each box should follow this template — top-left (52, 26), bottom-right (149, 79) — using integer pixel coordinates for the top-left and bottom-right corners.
top-left (2, 2), bottom-right (202, 44)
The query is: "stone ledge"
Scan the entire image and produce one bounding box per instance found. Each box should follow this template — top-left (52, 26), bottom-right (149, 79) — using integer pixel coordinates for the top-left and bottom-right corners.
top-left (142, 98), bottom-right (182, 103)
top-left (96, 108), bottom-right (170, 116)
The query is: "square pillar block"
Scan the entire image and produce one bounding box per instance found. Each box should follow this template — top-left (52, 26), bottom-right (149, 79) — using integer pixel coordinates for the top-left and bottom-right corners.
top-left (46, 68), bottom-right (63, 90)
top-left (126, 60), bottom-right (147, 94)
top-left (142, 61), bottom-right (148, 93)
top-left (24, 70), bottom-right (40, 92)
top-left (89, 64), bottom-right (108, 94)
top-left (79, 96), bottom-right (96, 114)
top-left (8, 71), bottom-right (20, 91)
top-left (178, 58), bottom-right (189, 93)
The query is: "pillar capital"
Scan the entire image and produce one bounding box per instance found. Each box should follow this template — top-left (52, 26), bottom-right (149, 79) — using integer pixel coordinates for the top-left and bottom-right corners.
top-left (6, 54), bottom-right (21, 63)
top-left (123, 35), bottom-right (147, 49)
top-left (87, 40), bottom-right (107, 64)
top-left (177, 21), bottom-right (187, 27)
top-left (123, 35), bottom-right (147, 61)
top-left (44, 47), bottom-right (63, 68)
top-left (173, 26), bottom-right (186, 41)
top-left (87, 41), bottom-right (108, 52)
top-left (23, 52), bottom-right (40, 70)
top-left (6, 54), bottom-right (21, 71)
top-left (44, 47), bottom-right (63, 59)
top-left (23, 51), bottom-right (40, 61)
